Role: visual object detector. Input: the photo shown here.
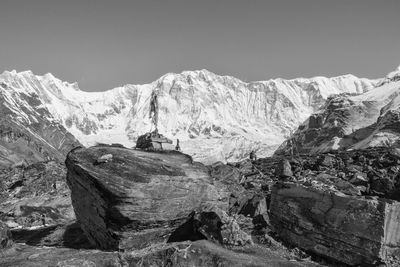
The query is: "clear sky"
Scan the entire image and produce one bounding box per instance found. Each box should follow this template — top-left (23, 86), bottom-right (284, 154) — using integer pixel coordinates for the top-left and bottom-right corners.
top-left (1, 0), bottom-right (399, 91)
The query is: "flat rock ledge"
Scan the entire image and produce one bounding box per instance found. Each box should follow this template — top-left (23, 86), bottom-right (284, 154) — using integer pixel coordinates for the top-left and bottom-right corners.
top-left (65, 146), bottom-right (230, 250)
top-left (270, 182), bottom-right (400, 266)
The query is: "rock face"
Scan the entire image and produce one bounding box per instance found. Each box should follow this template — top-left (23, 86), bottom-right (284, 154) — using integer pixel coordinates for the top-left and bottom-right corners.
top-left (0, 222), bottom-right (12, 249)
top-left (269, 182), bottom-right (400, 266)
top-left (0, 239), bottom-right (318, 267)
top-left (229, 147), bottom-right (400, 265)
top-left (65, 145), bottom-right (230, 250)
top-left (273, 147), bottom-right (400, 200)
top-left (0, 161), bottom-right (74, 229)
top-left (0, 69), bottom-right (377, 163)
top-left (125, 240), bottom-right (317, 267)
top-left (168, 207), bottom-right (253, 247)
top-left (275, 159), bottom-right (293, 178)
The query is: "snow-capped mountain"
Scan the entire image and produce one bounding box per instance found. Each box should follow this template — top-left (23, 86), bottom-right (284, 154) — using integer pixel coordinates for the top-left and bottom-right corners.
top-left (0, 75), bottom-right (80, 167)
top-left (275, 66), bottom-right (400, 155)
top-left (0, 69), bottom-right (377, 164)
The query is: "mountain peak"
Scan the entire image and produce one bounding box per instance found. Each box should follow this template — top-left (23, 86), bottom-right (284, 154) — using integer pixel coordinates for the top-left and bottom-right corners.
top-left (375, 65), bottom-right (400, 87)
top-left (387, 65), bottom-right (400, 76)
top-left (0, 66), bottom-right (384, 163)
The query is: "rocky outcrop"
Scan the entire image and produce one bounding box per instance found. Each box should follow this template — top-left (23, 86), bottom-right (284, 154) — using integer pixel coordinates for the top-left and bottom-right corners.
top-left (65, 145), bottom-right (230, 250)
top-left (229, 147), bottom-right (400, 265)
top-left (274, 147), bottom-right (400, 200)
top-left (275, 159), bottom-right (293, 178)
top-left (0, 222), bottom-right (12, 249)
top-left (0, 161), bottom-right (74, 229)
top-left (275, 76), bottom-right (400, 156)
top-left (269, 182), bottom-right (400, 266)
top-left (168, 206), bottom-right (253, 246)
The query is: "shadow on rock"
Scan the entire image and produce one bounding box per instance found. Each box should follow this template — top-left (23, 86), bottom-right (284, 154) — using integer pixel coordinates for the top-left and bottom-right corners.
top-left (11, 222), bottom-right (93, 249)
top-left (167, 211), bottom-right (223, 244)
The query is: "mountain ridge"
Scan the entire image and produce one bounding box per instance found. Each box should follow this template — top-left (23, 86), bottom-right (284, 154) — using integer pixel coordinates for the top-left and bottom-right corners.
top-left (2, 68), bottom-right (380, 93)
top-left (0, 68), bottom-right (382, 163)
top-left (275, 67), bottom-right (400, 155)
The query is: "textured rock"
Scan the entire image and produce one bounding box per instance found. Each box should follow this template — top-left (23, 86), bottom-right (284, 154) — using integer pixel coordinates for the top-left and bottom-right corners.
top-left (275, 159), bottom-right (293, 178)
top-left (0, 161), bottom-right (74, 229)
top-left (167, 206), bottom-right (253, 246)
top-left (238, 193), bottom-right (269, 229)
top-left (0, 243), bottom-right (122, 267)
top-left (10, 222), bottom-right (92, 249)
top-left (125, 240), bottom-right (317, 267)
top-left (0, 222), bottom-right (12, 249)
top-left (208, 161), bottom-right (248, 214)
top-left (247, 147), bottom-right (400, 200)
top-left (0, 240), bottom-right (318, 267)
top-left (270, 182), bottom-right (400, 266)
top-left (65, 145), bottom-right (230, 250)
top-left (96, 154), bottom-right (113, 163)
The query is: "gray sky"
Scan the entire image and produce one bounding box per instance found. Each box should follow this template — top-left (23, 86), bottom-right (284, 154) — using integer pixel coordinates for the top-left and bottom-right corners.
top-left (1, 0), bottom-right (399, 91)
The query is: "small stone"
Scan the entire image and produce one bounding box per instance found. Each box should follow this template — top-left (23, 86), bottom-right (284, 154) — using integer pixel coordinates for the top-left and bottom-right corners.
top-left (96, 154), bottom-right (113, 164)
top-left (350, 172), bottom-right (368, 186)
top-left (390, 148), bottom-right (400, 157)
top-left (275, 159), bottom-right (293, 178)
top-left (319, 154), bottom-right (335, 168)
top-left (356, 185), bottom-right (368, 193)
top-left (0, 222), bottom-right (13, 249)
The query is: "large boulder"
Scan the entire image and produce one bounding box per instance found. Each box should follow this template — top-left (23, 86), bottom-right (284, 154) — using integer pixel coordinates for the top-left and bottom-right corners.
top-left (270, 182), bottom-right (400, 266)
top-left (65, 146), bottom-right (230, 250)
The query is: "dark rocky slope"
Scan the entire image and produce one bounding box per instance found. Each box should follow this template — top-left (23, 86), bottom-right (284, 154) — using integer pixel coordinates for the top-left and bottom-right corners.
top-left (1, 144), bottom-right (400, 266)
top-left (0, 145), bottom-right (321, 266)
top-left (0, 161), bottom-right (74, 229)
top-left (0, 81), bottom-right (80, 168)
top-left (235, 147), bottom-right (400, 266)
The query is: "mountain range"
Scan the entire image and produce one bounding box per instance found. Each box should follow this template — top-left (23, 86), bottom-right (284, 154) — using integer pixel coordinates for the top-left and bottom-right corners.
top-left (275, 66), bottom-right (400, 155)
top-left (1, 67), bottom-right (397, 166)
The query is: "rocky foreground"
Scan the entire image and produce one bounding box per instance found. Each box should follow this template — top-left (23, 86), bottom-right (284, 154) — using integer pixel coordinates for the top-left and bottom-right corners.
top-left (0, 145), bottom-right (400, 266)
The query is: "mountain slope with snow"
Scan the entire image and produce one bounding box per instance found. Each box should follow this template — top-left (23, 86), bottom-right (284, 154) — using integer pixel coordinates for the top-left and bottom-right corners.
top-left (275, 67), bottom-right (400, 155)
top-left (0, 76), bottom-right (81, 167)
top-left (0, 69), bottom-right (378, 163)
